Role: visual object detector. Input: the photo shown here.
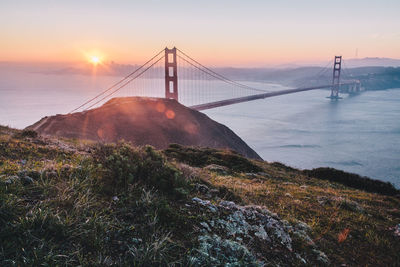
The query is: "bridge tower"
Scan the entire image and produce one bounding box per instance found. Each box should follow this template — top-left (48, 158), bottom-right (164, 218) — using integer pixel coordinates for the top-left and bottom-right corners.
top-left (330, 56), bottom-right (342, 99)
top-left (165, 47), bottom-right (178, 101)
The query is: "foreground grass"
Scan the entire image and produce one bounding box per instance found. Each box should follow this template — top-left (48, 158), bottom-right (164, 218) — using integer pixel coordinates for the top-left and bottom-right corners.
top-left (0, 128), bottom-right (195, 266)
top-left (1, 126), bottom-right (399, 266)
top-left (165, 145), bottom-right (400, 266)
top-left (188, 157), bottom-right (400, 265)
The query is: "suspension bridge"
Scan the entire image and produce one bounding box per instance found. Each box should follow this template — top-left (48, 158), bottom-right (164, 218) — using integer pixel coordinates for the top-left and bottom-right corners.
top-left (70, 47), bottom-right (362, 114)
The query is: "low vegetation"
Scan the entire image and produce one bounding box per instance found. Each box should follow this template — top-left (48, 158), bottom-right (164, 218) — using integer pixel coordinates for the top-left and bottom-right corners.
top-left (0, 126), bottom-right (399, 266)
top-left (303, 167), bottom-right (399, 196)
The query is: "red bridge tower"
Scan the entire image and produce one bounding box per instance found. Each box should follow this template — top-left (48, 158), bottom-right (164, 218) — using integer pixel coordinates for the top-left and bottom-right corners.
top-left (164, 47), bottom-right (178, 101)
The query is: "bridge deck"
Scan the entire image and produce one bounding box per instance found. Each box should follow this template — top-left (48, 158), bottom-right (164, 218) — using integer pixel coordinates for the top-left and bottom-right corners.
top-left (190, 84), bottom-right (333, 111)
top-left (190, 83), bottom-right (358, 111)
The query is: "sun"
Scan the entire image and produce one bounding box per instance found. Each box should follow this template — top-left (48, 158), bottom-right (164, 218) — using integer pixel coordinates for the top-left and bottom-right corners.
top-left (90, 56), bottom-right (101, 65)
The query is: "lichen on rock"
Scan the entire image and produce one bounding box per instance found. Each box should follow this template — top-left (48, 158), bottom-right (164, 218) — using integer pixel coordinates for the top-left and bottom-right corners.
top-left (190, 197), bottom-right (329, 266)
top-left (188, 234), bottom-right (260, 266)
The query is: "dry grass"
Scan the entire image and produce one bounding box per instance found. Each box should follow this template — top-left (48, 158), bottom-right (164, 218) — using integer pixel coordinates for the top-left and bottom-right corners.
top-left (1, 126), bottom-right (399, 266)
top-left (206, 162), bottom-right (400, 266)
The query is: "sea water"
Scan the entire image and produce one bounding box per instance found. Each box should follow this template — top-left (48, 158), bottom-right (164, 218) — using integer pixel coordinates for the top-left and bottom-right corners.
top-left (0, 70), bottom-right (399, 187)
top-left (204, 88), bottom-right (400, 187)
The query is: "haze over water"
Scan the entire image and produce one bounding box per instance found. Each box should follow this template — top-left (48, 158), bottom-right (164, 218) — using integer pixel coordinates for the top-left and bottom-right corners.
top-left (1, 69), bottom-right (399, 187)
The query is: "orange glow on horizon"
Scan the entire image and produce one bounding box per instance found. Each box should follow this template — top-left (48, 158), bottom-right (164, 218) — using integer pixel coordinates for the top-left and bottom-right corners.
top-left (1, 43), bottom-right (400, 68)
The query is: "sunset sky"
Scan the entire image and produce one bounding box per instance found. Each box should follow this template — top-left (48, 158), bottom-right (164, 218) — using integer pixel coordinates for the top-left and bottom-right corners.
top-left (1, 0), bottom-right (399, 66)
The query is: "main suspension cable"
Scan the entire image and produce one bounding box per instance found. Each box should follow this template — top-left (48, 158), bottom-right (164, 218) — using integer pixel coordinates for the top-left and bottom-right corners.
top-left (69, 48), bottom-right (165, 113)
top-left (177, 48), bottom-right (268, 93)
top-left (82, 55), bottom-right (165, 111)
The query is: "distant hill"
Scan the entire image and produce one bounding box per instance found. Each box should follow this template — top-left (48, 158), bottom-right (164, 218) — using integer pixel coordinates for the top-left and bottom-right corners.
top-left (3, 58), bottom-right (399, 91)
top-left (345, 57), bottom-right (400, 68)
top-left (28, 97), bottom-right (261, 159)
top-left (214, 65), bottom-right (400, 90)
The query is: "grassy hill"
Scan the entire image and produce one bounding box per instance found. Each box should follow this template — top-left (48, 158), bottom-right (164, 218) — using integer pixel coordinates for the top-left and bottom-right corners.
top-left (1, 126), bottom-right (399, 266)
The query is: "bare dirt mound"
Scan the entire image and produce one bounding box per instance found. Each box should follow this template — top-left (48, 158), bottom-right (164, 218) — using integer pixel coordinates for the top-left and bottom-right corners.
top-left (28, 97), bottom-right (261, 159)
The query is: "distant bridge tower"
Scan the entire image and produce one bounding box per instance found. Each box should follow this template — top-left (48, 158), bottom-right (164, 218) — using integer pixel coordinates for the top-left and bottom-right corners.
top-left (165, 47), bottom-right (178, 101)
top-left (330, 56), bottom-right (342, 99)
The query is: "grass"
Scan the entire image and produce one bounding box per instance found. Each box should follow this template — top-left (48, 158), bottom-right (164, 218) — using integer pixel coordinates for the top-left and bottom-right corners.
top-left (206, 163), bottom-right (400, 266)
top-left (0, 128), bottom-right (196, 266)
top-left (0, 126), bottom-right (399, 266)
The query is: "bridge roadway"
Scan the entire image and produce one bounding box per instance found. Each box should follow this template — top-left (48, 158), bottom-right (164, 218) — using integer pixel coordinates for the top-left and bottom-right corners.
top-left (189, 83), bottom-right (356, 111)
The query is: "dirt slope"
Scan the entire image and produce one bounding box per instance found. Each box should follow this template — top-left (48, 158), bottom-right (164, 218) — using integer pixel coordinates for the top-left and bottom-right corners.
top-left (28, 97), bottom-right (261, 159)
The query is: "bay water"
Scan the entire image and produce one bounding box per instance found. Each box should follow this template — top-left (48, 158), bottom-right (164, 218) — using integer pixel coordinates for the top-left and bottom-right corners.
top-left (1, 70), bottom-right (399, 187)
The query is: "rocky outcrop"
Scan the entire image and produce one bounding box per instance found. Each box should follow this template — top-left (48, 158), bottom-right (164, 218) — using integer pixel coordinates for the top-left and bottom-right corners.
top-left (28, 97), bottom-right (261, 159)
top-left (188, 198), bottom-right (329, 266)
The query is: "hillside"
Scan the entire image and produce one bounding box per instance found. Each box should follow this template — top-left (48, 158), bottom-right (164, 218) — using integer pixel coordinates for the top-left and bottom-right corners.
top-left (215, 66), bottom-right (400, 90)
top-left (0, 126), bottom-right (399, 266)
top-left (28, 97), bottom-right (261, 160)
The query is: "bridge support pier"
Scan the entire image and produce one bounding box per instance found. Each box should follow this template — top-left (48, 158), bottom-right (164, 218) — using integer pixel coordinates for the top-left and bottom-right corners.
top-left (330, 56), bottom-right (342, 99)
top-left (165, 47), bottom-right (178, 101)
top-left (356, 82), bottom-right (361, 92)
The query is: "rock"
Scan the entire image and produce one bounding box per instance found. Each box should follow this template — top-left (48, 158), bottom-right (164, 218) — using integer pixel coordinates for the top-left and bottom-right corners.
top-left (390, 223), bottom-right (400, 237)
top-left (285, 193), bottom-right (293, 198)
top-left (192, 197), bottom-right (218, 213)
top-left (292, 221), bottom-right (315, 247)
top-left (339, 199), bottom-right (364, 213)
top-left (191, 197), bottom-right (328, 265)
top-left (219, 200), bottom-right (237, 209)
top-left (195, 183), bottom-right (210, 194)
top-left (313, 249), bottom-right (330, 265)
top-left (4, 175), bottom-right (20, 184)
top-left (296, 253), bottom-right (307, 264)
top-left (188, 234), bottom-right (260, 267)
top-left (254, 224), bottom-right (271, 241)
top-left (318, 196), bottom-right (364, 213)
top-left (193, 198), bottom-right (294, 251)
top-left (257, 172), bottom-right (271, 178)
top-left (317, 196), bottom-right (331, 206)
top-left (295, 221), bottom-right (312, 232)
top-left (200, 222), bottom-right (211, 232)
top-left (245, 173), bottom-right (258, 178)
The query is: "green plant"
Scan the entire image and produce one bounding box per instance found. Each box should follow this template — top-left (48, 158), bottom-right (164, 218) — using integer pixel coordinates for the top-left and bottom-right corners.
top-left (164, 144), bottom-right (262, 173)
top-left (91, 142), bottom-right (189, 198)
top-left (13, 129), bottom-right (38, 139)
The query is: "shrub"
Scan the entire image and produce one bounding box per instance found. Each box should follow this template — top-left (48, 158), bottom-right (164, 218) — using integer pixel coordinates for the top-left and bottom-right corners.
top-left (303, 167), bottom-right (399, 196)
top-left (91, 142), bottom-right (188, 198)
top-left (13, 129), bottom-right (38, 139)
top-left (164, 144), bottom-right (262, 173)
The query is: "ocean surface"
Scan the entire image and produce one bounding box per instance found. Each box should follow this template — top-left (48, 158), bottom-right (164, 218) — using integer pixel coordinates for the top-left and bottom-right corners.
top-left (1, 70), bottom-right (399, 187)
top-left (204, 88), bottom-right (400, 188)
